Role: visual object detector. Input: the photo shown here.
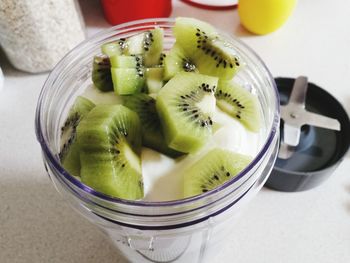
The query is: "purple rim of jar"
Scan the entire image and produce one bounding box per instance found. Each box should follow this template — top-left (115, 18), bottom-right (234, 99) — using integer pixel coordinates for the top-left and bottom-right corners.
top-left (45, 148), bottom-right (261, 219)
top-left (95, 185), bottom-right (253, 230)
top-left (46, 150), bottom-right (263, 230)
top-left (35, 18), bottom-right (280, 208)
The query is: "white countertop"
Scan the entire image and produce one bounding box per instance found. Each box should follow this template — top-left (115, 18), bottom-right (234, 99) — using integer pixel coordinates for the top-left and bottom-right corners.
top-left (0, 0), bottom-right (349, 262)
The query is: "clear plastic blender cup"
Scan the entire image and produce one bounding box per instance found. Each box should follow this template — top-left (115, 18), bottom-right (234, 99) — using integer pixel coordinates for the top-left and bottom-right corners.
top-left (35, 18), bottom-right (280, 263)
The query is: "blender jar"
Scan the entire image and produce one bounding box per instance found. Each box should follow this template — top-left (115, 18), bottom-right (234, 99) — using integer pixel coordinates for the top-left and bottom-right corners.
top-left (35, 18), bottom-right (280, 263)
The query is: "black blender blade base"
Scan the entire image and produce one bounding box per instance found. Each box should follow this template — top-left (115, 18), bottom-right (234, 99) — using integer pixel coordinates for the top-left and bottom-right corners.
top-left (265, 77), bottom-right (350, 192)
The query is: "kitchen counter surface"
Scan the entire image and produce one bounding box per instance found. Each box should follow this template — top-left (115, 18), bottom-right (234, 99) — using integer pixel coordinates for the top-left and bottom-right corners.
top-left (0, 0), bottom-right (349, 262)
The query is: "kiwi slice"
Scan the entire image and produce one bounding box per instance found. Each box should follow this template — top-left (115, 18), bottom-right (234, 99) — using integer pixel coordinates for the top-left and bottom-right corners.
top-left (111, 68), bottom-right (145, 95)
top-left (156, 72), bottom-right (218, 153)
top-left (216, 80), bottom-right (261, 132)
top-left (110, 54), bottom-right (146, 95)
top-left (183, 148), bottom-right (252, 198)
top-left (59, 96), bottom-right (95, 177)
top-left (145, 67), bottom-right (164, 94)
top-left (125, 28), bottom-right (164, 67)
top-left (110, 55), bottom-right (143, 68)
top-left (101, 38), bottom-right (127, 57)
top-left (174, 17), bottom-right (217, 49)
top-left (123, 94), bottom-right (184, 158)
top-left (78, 105), bottom-right (143, 200)
top-left (164, 43), bottom-right (198, 80)
top-left (92, 56), bottom-right (113, 92)
top-left (165, 17), bottom-right (241, 80)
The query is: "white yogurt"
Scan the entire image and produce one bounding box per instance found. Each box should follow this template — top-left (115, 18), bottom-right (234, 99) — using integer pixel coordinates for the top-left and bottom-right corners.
top-left (141, 107), bottom-right (262, 201)
top-left (81, 85), bottom-right (263, 201)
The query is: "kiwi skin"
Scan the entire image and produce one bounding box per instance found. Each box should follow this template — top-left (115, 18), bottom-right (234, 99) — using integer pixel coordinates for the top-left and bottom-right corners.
top-left (92, 56), bottom-right (113, 92)
top-left (59, 96), bottom-right (95, 177)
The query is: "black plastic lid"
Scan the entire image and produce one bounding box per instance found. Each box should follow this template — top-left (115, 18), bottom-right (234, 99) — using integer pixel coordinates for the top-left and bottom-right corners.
top-left (265, 77), bottom-right (350, 192)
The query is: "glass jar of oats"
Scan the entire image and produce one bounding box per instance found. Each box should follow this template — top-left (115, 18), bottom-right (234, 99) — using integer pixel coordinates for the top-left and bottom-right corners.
top-left (0, 0), bottom-right (86, 73)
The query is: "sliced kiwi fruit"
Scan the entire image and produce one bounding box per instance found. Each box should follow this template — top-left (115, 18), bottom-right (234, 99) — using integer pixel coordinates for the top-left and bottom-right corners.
top-left (145, 67), bottom-right (164, 94)
top-left (59, 96), bottom-right (95, 177)
top-left (183, 148), bottom-right (252, 198)
top-left (110, 54), bottom-right (145, 95)
top-left (102, 28), bottom-right (163, 66)
top-left (78, 105), bottom-right (143, 200)
top-left (174, 17), bottom-right (218, 49)
top-left (156, 72), bottom-right (218, 153)
top-left (165, 17), bottom-right (241, 80)
top-left (111, 68), bottom-right (145, 95)
top-left (92, 56), bottom-right (113, 92)
top-left (216, 80), bottom-right (261, 132)
top-left (123, 94), bottom-right (184, 158)
top-left (98, 28), bottom-right (163, 93)
top-left (110, 55), bottom-right (143, 68)
top-left (125, 28), bottom-right (164, 67)
top-left (164, 43), bottom-right (198, 80)
top-left (101, 38), bottom-right (127, 57)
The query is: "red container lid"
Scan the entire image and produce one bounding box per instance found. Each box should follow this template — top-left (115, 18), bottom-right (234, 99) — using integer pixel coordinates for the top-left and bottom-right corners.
top-left (181, 0), bottom-right (237, 10)
top-left (101, 0), bottom-right (172, 25)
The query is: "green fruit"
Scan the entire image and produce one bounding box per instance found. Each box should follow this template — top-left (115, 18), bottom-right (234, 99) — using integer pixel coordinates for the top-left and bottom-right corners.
top-left (59, 96), bottom-right (95, 177)
top-left (78, 105), bottom-right (143, 200)
top-left (184, 148), bottom-right (252, 198)
top-left (163, 43), bottom-right (198, 80)
top-left (111, 68), bottom-right (145, 95)
top-left (125, 28), bottom-right (164, 67)
top-left (92, 56), bottom-right (113, 92)
top-left (110, 55), bottom-right (143, 68)
top-left (101, 38), bottom-right (126, 57)
top-left (174, 17), bottom-right (217, 48)
top-left (156, 72), bottom-right (218, 153)
top-left (165, 17), bottom-right (241, 80)
top-left (123, 94), bottom-right (184, 158)
top-left (216, 80), bottom-right (261, 132)
top-left (145, 67), bottom-right (164, 94)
